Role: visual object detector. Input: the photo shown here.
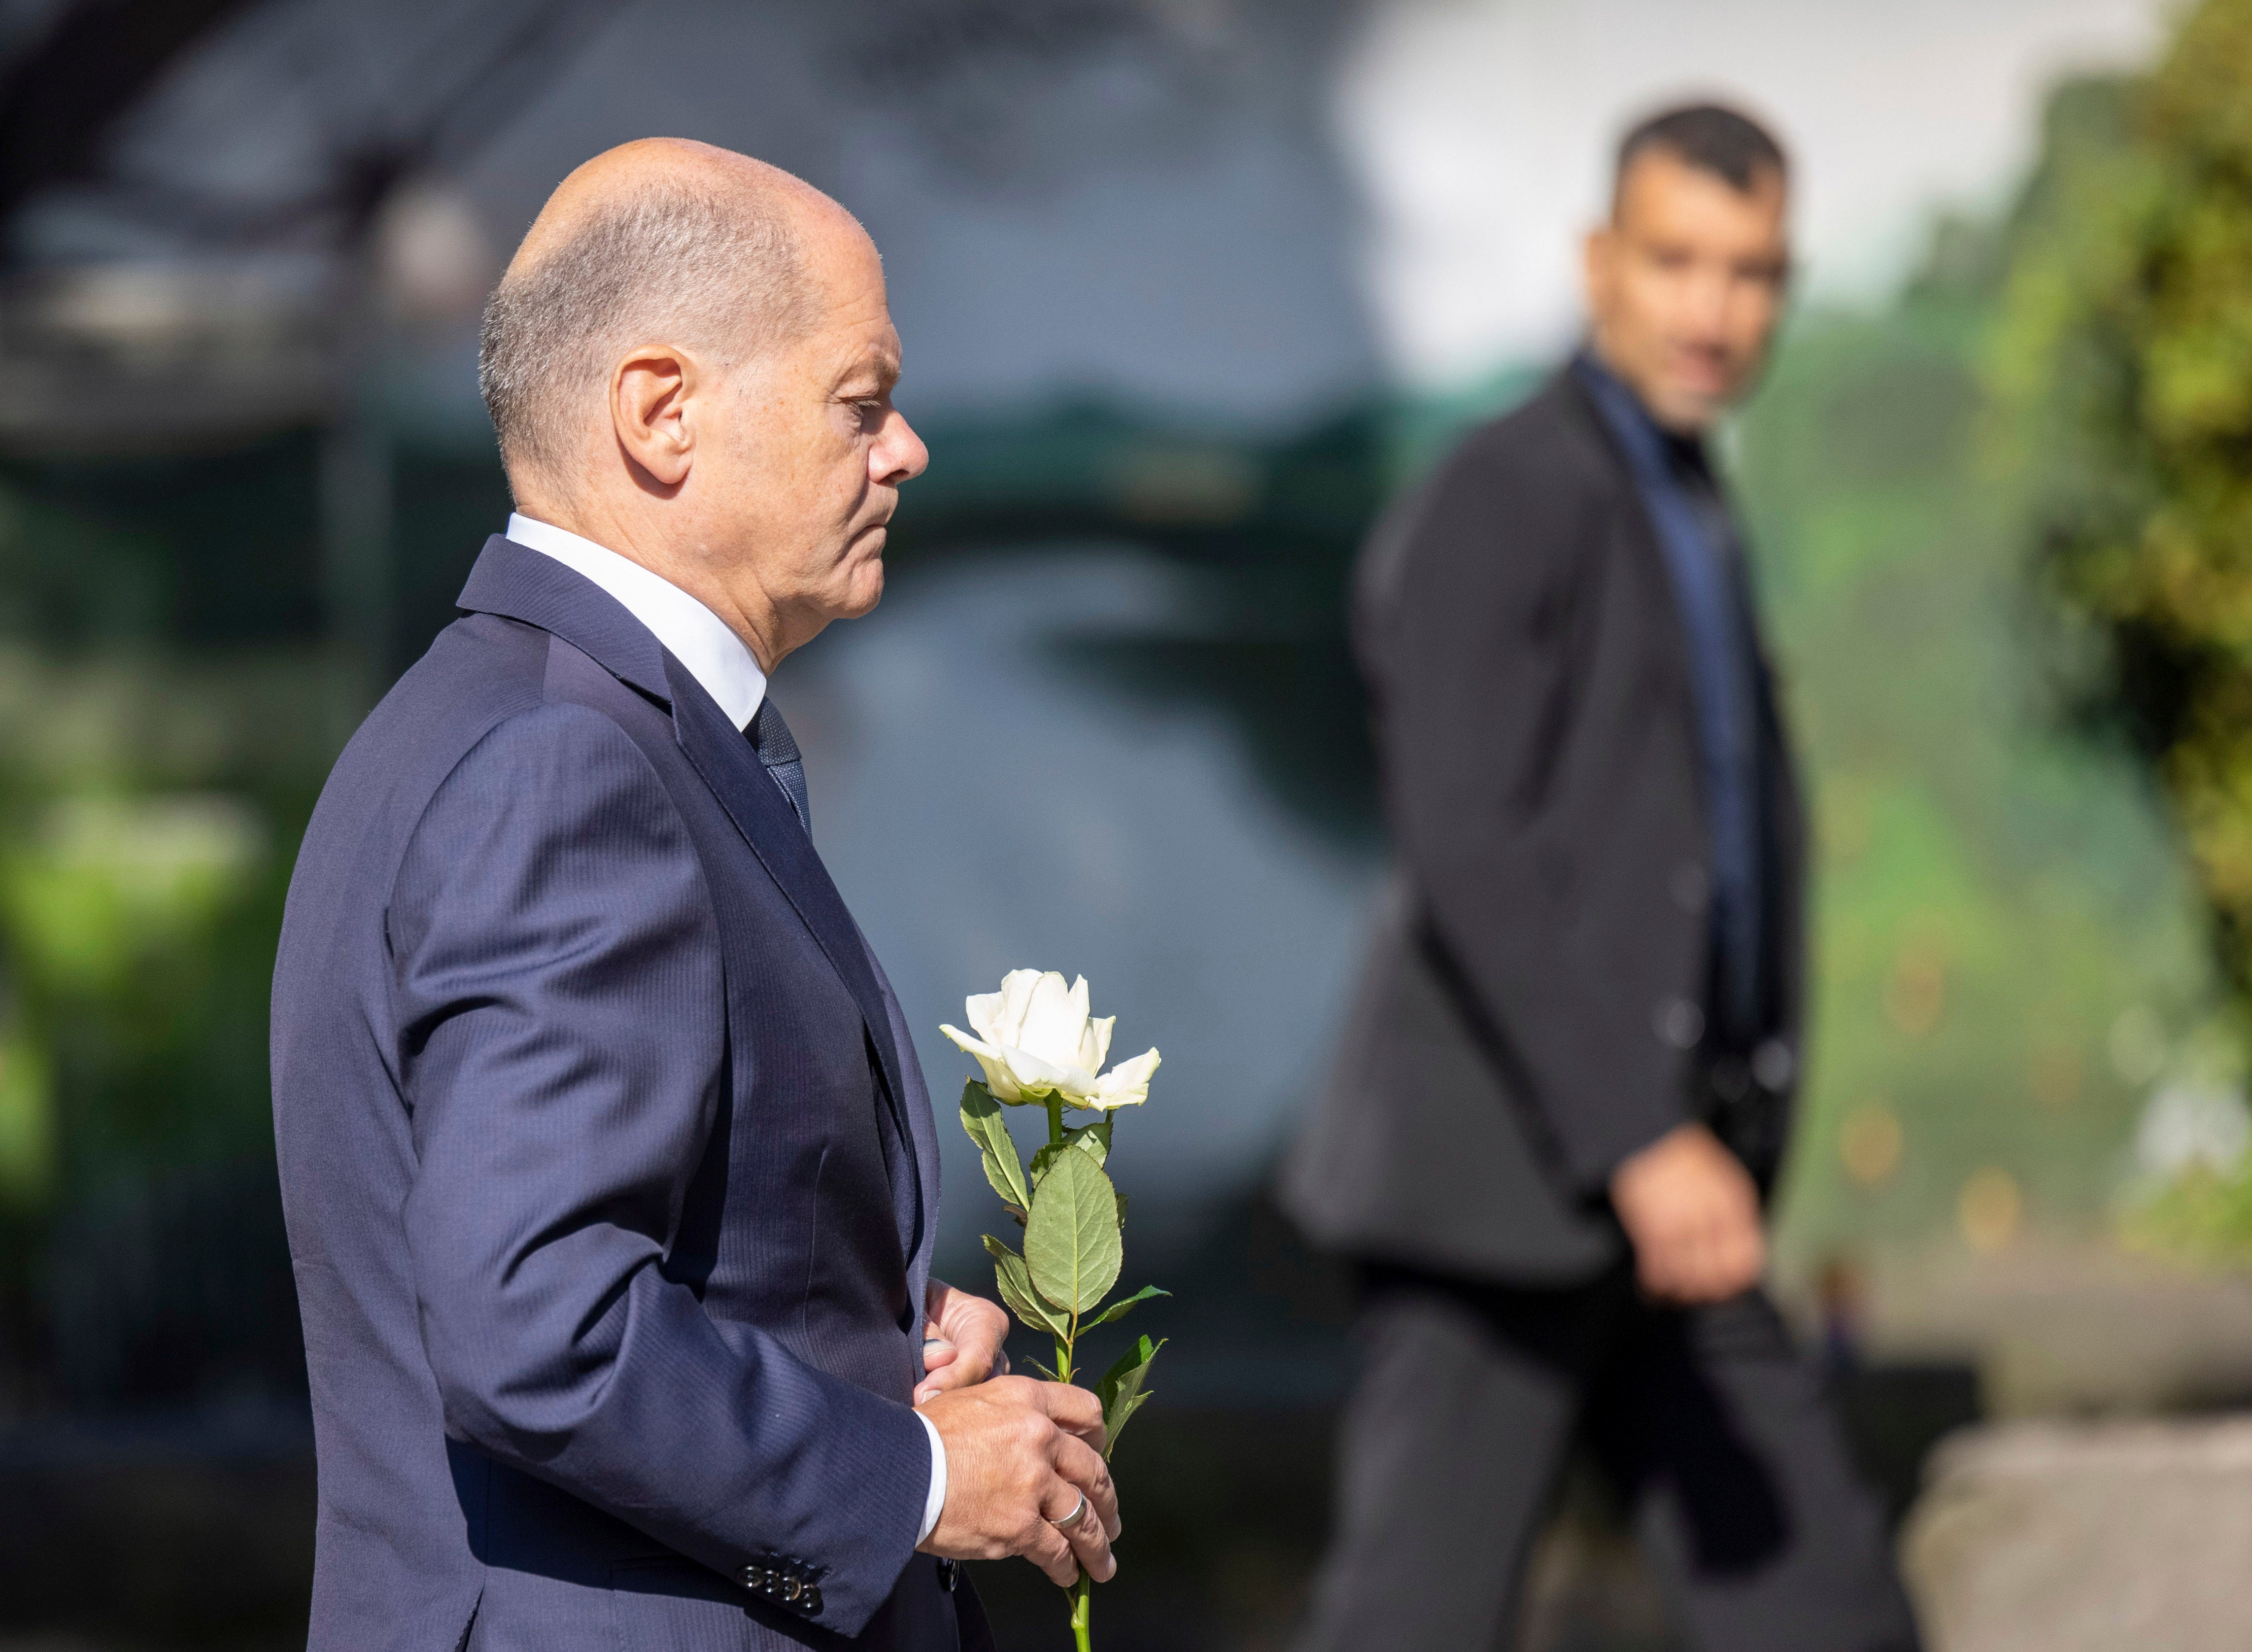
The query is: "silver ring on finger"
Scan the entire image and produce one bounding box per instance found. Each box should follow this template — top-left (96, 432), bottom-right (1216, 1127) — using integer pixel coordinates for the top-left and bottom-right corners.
top-left (1052, 1492), bottom-right (1089, 1533)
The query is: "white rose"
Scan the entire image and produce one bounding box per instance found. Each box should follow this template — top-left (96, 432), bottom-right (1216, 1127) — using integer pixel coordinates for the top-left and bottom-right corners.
top-left (940, 968), bottom-right (1160, 1111)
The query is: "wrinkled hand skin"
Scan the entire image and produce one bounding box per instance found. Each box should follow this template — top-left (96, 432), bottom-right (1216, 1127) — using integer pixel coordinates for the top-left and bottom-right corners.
top-left (917, 1377), bottom-right (1121, 1587)
top-left (1609, 1122), bottom-right (1766, 1305)
top-left (915, 1280), bottom-right (1011, 1404)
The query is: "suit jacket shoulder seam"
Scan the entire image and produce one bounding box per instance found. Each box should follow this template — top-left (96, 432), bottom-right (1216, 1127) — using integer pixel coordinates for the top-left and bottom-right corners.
top-left (379, 677), bottom-right (719, 996)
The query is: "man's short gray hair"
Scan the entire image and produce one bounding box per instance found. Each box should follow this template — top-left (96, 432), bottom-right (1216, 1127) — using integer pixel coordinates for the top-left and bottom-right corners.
top-left (478, 183), bottom-right (813, 484)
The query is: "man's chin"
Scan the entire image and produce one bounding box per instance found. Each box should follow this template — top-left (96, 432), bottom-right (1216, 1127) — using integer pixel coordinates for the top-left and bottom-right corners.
top-left (839, 558), bottom-right (886, 619)
top-left (1649, 386), bottom-right (1727, 435)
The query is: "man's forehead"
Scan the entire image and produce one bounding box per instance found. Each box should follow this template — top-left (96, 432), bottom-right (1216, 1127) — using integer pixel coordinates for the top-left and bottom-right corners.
top-left (803, 233), bottom-right (897, 350)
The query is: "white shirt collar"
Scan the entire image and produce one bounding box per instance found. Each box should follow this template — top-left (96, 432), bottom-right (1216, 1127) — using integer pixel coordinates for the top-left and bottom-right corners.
top-left (505, 513), bottom-right (767, 732)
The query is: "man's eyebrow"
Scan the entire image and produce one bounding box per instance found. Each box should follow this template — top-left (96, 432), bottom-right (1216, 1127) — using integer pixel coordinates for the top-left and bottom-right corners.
top-left (840, 349), bottom-right (901, 394)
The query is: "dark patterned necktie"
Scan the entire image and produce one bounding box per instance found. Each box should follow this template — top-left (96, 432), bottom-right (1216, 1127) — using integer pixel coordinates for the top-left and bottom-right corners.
top-left (750, 696), bottom-right (810, 833)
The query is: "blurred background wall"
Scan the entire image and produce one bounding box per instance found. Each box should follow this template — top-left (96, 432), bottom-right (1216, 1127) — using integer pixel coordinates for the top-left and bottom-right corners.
top-left (5, 0), bottom-right (2252, 1646)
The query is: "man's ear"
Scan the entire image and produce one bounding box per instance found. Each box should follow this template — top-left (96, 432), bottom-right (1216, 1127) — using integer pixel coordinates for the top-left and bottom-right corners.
top-left (611, 344), bottom-right (697, 491)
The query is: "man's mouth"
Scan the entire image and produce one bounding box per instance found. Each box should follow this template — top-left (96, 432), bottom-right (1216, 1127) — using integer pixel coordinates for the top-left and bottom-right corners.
top-left (1664, 367), bottom-right (1736, 406)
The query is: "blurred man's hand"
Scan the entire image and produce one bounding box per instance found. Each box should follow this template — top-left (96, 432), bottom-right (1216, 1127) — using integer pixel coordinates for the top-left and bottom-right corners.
top-left (1609, 1122), bottom-right (1764, 1303)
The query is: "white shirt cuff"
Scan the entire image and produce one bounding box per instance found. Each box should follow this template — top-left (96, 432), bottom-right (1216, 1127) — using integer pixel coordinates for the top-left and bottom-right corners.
top-left (915, 1409), bottom-right (948, 1546)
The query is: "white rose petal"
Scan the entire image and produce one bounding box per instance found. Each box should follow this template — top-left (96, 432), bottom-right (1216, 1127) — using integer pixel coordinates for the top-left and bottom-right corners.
top-left (941, 1021), bottom-right (1098, 1106)
top-left (948, 972), bottom-right (1160, 1112)
top-left (940, 1024), bottom-right (1026, 1103)
top-left (1078, 1013), bottom-right (1115, 1077)
top-left (992, 969), bottom-right (1046, 1046)
top-left (1016, 974), bottom-right (1084, 1064)
top-left (1004, 1043), bottom-right (1093, 1101)
top-left (1088, 1047), bottom-right (1161, 1111)
top-left (963, 989), bottom-right (1008, 1049)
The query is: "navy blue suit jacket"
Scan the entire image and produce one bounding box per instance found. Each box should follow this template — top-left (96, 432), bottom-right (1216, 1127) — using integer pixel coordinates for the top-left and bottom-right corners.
top-left (273, 537), bottom-right (977, 1650)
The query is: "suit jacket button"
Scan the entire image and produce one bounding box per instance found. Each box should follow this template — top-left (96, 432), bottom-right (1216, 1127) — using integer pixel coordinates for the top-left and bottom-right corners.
top-left (1656, 997), bottom-right (1704, 1050)
top-left (805, 1584), bottom-right (823, 1615)
top-left (937, 1557), bottom-right (958, 1592)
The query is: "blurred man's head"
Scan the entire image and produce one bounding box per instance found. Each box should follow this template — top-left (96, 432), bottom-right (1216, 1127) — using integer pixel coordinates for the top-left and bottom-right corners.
top-left (1583, 103), bottom-right (1791, 434)
top-left (478, 138), bottom-right (925, 669)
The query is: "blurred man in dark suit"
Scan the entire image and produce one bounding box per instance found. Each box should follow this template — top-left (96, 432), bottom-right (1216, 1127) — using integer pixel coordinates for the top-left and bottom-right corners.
top-left (1282, 104), bottom-right (1918, 1651)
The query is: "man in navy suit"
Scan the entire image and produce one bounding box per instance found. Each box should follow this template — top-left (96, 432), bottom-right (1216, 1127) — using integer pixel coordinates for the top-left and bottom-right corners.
top-left (271, 138), bottom-right (1120, 1651)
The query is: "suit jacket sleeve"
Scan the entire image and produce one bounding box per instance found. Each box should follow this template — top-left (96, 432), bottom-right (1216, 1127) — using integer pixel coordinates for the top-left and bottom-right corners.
top-left (1367, 432), bottom-right (1690, 1189)
top-left (387, 701), bottom-right (926, 1634)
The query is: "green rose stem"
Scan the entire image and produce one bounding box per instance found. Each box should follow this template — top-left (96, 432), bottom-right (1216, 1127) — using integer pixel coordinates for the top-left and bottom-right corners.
top-left (1070, 1574), bottom-right (1093, 1652)
top-left (948, 966), bottom-right (1166, 1652)
top-left (1043, 1093), bottom-right (1095, 1652)
top-left (1046, 1096), bottom-right (1072, 1381)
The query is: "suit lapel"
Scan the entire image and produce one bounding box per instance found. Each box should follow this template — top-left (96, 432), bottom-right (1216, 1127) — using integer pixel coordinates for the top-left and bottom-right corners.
top-left (456, 535), bottom-right (926, 1266)
top-left (666, 657), bottom-right (925, 1262)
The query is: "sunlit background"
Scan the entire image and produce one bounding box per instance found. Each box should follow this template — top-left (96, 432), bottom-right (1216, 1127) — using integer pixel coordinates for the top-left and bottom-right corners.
top-left (7, 0), bottom-right (2252, 1646)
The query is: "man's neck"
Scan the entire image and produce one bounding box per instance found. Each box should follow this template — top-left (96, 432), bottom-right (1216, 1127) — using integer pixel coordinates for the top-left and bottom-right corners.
top-left (514, 494), bottom-right (785, 673)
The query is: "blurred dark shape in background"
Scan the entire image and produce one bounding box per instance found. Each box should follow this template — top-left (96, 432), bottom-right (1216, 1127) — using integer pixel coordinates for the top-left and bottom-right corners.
top-left (0, 9), bottom-right (623, 1642)
top-left (0, 0), bottom-right (631, 1395)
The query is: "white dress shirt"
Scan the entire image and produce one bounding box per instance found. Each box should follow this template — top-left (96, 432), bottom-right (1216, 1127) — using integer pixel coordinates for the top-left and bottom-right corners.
top-left (503, 513), bottom-right (950, 1547)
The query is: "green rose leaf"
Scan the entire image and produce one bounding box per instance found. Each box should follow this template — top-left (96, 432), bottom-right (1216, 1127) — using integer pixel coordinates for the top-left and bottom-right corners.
top-left (1024, 1146), bottom-right (1124, 1315)
top-left (1087, 1283), bottom-right (1168, 1327)
top-left (1072, 1119), bottom-right (1113, 1166)
top-left (960, 1081), bottom-right (1030, 1213)
top-left (983, 1233), bottom-right (1068, 1340)
top-left (1096, 1335), bottom-right (1164, 1461)
top-left (1029, 1122), bottom-right (1109, 1189)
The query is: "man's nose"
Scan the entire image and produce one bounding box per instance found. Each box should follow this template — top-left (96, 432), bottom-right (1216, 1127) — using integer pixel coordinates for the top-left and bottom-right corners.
top-left (1679, 266), bottom-right (1737, 340)
top-left (876, 410), bottom-right (930, 485)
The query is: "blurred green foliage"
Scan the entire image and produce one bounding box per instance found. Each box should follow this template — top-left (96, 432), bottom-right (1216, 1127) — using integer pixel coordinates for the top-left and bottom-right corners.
top-left (1993, 1), bottom-right (2252, 1002)
top-left (2122, 1159), bottom-right (2252, 1264)
top-left (1737, 278), bottom-right (2209, 1265)
top-left (0, 661), bottom-right (310, 1211)
top-left (0, 479), bottom-right (336, 1213)
top-left (0, 436), bottom-right (380, 1405)
top-left (1984, 0), bottom-right (2252, 1262)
